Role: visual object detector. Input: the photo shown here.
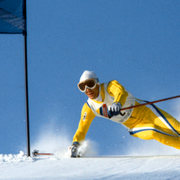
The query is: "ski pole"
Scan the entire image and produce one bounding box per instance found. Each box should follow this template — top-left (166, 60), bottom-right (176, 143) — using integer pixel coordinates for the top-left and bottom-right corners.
top-left (99, 95), bottom-right (180, 118)
top-left (32, 149), bottom-right (54, 157)
top-left (121, 95), bottom-right (180, 111)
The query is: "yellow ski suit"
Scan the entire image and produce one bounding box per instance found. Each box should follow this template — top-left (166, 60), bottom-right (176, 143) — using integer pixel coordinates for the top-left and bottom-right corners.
top-left (73, 80), bottom-right (180, 149)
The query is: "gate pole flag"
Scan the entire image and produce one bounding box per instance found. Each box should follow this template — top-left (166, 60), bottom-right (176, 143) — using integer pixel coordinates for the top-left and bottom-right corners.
top-left (0, 0), bottom-right (30, 156)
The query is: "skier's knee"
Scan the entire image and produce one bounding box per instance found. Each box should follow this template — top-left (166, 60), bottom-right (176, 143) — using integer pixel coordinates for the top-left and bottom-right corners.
top-left (132, 130), bottom-right (154, 140)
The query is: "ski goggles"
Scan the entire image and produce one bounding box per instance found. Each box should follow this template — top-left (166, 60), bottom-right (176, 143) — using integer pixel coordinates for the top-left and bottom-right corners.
top-left (77, 79), bottom-right (99, 92)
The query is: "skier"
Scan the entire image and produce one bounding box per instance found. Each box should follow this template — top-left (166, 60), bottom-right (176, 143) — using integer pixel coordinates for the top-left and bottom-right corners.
top-left (69, 70), bottom-right (180, 157)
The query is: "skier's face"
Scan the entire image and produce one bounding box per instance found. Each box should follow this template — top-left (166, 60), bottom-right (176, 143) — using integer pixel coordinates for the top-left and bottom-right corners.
top-left (85, 84), bottom-right (100, 99)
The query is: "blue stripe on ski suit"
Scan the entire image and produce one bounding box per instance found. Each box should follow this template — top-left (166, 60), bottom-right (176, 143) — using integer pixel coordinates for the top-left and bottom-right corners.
top-left (129, 101), bottom-right (180, 137)
top-left (129, 128), bottom-right (177, 137)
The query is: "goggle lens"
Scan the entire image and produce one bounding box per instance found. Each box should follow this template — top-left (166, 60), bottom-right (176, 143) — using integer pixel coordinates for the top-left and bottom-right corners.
top-left (78, 79), bottom-right (96, 92)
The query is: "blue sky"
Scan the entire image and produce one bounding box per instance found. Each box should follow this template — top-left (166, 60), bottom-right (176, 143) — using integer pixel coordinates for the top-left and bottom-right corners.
top-left (0, 0), bottom-right (180, 155)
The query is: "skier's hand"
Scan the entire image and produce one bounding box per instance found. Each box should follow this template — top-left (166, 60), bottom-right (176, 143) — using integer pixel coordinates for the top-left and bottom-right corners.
top-left (68, 142), bottom-right (80, 158)
top-left (108, 102), bottom-right (122, 117)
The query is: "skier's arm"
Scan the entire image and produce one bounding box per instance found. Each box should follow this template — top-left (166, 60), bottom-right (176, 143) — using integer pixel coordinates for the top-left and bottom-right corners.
top-left (73, 103), bottom-right (96, 143)
top-left (107, 80), bottom-right (128, 106)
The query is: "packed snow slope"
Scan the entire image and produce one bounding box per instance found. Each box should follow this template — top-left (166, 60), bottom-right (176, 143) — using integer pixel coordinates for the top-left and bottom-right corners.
top-left (1, 103), bottom-right (180, 180)
top-left (1, 151), bottom-right (180, 180)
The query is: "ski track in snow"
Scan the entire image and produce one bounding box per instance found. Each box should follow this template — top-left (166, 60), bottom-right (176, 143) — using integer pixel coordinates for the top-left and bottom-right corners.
top-left (1, 151), bottom-right (180, 180)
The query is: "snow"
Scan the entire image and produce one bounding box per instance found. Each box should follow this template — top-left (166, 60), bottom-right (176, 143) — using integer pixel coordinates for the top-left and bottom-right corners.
top-left (1, 151), bottom-right (180, 180)
top-left (1, 104), bottom-right (180, 180)
top-left (1, 122), bottom-right (180, 180)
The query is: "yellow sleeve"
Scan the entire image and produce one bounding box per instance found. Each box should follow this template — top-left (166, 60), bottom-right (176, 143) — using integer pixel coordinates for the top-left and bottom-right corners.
top-left (73, 103), bottom-right (96, 143)
top-left (107, 80), bottom-right (128, 106)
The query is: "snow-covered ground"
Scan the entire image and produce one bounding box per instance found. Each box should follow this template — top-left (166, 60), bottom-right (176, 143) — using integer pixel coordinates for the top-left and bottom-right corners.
top-left (1, 151), bottom-right (180, 180)
top-left (1, 102), bottom-right (180, 180)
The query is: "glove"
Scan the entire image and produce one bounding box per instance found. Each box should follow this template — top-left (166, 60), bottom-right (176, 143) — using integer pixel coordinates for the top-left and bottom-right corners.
top-left (68, 142), bottom-right (80, 157)
top-left (108, 102), bottom-right (122, 118)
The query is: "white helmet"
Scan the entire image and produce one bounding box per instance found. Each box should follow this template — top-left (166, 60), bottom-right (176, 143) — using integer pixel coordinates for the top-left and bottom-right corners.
top-left (79, 70), bottom-right (99, 83)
